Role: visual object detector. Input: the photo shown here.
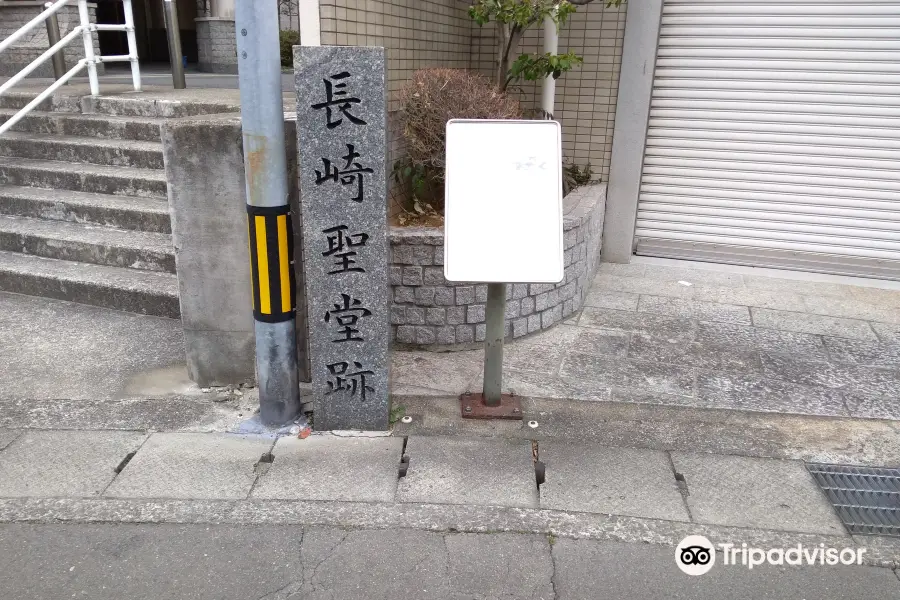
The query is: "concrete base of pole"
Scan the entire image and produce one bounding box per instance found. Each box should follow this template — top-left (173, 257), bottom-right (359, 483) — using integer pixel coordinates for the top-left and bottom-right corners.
top-left (254, 320), bottom-right (301, 425)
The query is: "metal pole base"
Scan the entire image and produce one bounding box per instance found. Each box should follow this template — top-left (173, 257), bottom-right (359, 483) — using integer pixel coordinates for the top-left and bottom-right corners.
top-left (460, 391), bottom-right (522, 420)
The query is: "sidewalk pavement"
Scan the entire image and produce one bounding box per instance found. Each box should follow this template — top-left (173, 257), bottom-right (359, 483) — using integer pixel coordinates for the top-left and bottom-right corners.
top-left (0, 427), bottom-right (898, 564)
top-left (392, 259), bottom-right (900, 421)
top-left (0, 426), bottom-right (898, 598)
top-left (2, 258), bottom-right (900, 597)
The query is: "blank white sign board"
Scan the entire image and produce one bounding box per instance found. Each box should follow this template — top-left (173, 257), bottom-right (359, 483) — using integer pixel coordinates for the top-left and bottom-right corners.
top-left (444, 119), bottom-right (563, 283)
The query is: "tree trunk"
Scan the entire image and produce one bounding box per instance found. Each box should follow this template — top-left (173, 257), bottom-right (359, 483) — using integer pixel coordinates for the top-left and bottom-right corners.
top-left (495, 22), bottom-right (508, 89)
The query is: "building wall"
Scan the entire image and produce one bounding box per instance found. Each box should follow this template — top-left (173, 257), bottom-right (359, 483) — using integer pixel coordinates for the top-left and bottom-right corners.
top-left (318, 0), bottom-right (474, 215)
top-left (196, 17), bottom-right (238, 73)
top-left (0, 1), bottom-right (104, 78)
top-left (319, 0), bottom-right (625, 204)
top-left (470, 2), bottom-right (625, 181)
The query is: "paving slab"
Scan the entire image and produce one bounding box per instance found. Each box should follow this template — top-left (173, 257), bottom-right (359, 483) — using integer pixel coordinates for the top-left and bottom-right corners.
top-left (397, 435), bottom-right (538, 508)
top-left (0, 292), bottom-right (185, 401)
top-left (760, 353), bottom-right (900, 397)
top-left (578, 306), bottom-right (696, 343)
top-left (849, 284), bottom-right (900, 308)
top-left (503, 325), bottom-right (628, 376)
top-left (596, 262), bottom-right (648, 278)
top-left (751, 308), bottom-right (877, 341)
top-left (0, 430), bottom-right (145, 497)
top-left (391, 350), bottom-right (482, 396)
top-left (0, 393), bottom-right (243, 431)
top-left (741, 273), bottom-right (855, 298)
top-left (0, 429), bottom-right (19, 451)
top-left (539, 441), bottom-right (690, 521)
top-left (696, 371), bottom-right (849, 417)
top-left (689, 283), bottom-right (811, 313)
top-left (694, 321), bottom-right (827, 359)
top-left (843, 393), bottom-right (900, 421)
top-left (670, 453), bottom-right (846, 535)
top-left (639, 263), bottom-right (747, 287)
top-left (639, 295), bottom-right (752, 325)
top-left (251, 435), bottom-right (403, 502)
top-left (823, 336), bottom-right (900, 368)
top-left (628, 334), bottom-right (762, 373)
top-left (871, 322), bottom-right (900, 343)
top-left (503, 324), bottom-right (581, 374)
top-left (561, 352), bottom-right (695, 397)
top-left (105, 433), bottom-right (272, 500)
top-left (591, 273), bottom-right (695, 299)
top-left (582, 288), bottom-right (639, 311)
top-left (803, 294), bottom-right (900, 326)
top-left (552, 538), bottom-right (899, 600)
top-left (471, 367), bottom-right (613, 403)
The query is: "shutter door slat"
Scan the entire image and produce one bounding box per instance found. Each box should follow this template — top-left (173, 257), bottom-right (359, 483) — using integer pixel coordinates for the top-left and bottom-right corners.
top-left (635, 0), bottom-right (900, 278)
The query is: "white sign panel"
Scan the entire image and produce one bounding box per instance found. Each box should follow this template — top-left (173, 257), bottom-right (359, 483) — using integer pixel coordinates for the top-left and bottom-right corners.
top-left (444, 119), bottom-right (563, 283)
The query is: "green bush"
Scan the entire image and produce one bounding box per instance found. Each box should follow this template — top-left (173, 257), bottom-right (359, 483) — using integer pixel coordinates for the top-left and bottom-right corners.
top-left (279, 30), bottom-right (300, 68)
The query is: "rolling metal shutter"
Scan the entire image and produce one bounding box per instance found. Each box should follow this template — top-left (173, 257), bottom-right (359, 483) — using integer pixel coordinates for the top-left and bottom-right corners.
top-left (635, 0), bottom-right (900, 279)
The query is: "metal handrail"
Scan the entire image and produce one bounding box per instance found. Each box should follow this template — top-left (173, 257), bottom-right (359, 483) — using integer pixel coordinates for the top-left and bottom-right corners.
top-left (0, 0), bottom-right (142, 135)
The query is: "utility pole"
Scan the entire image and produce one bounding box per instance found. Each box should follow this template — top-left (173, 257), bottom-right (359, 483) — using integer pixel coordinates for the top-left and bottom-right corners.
top-left (44, 3), bottom-right (66, 81)
top-left (235, 0), bottom-right (301, 425)
top-left (163, 0), bottom-right (186, 89)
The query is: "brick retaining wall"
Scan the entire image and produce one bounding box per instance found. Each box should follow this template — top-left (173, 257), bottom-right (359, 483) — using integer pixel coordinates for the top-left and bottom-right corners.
top-left (389, 184), bottom-right (605, 349)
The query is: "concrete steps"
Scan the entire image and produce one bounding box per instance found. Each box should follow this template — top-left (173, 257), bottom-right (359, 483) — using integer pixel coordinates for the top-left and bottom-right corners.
top-left (0, 132), bottom-right (164, 169)
top-left (0, 214), bottom-right (174, 273)
top-left (0, 184), bottom-right (170, 234)
top-left (0, 109), bottom-right (163, 142)
top-left (0, 250), bottom-right (179, 318)
top-left (0, 94), bottom-right (180, 317)
top-left (0, 156), bottom-right (167, 197)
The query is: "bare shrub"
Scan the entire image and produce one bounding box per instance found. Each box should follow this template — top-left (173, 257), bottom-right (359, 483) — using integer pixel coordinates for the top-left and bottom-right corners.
top-left (398, 68), bottom-right (522, 175)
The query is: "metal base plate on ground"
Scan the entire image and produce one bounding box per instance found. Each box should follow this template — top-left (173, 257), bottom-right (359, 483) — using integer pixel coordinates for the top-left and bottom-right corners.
top-left (807, 463), bottom-right (900, 537)
top-left (460, 393), bottom-right (522, 420)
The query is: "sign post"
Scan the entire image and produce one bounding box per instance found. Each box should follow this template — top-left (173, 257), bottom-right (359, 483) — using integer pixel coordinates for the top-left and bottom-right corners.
top-left (444, 119), bottom-right (563, 419)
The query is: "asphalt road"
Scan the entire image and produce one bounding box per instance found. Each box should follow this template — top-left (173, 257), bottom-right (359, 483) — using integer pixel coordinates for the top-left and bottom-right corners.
top-left (0, 523), bottom-right (896, 600)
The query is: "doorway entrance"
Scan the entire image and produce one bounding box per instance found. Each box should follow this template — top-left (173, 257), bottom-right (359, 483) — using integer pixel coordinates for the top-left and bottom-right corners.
top-left (94, 0), bottom-right (198, 66)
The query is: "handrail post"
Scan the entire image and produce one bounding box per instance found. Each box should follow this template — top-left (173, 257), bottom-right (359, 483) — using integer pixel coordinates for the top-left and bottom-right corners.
top-left (163, 0), bottom-right (186, 89)
top-left (122, 0), bottom-right (142, 91)
top-left (44, 2), bottom-right (67, 81)
top-left (76, 0), bottom-right (99, 95)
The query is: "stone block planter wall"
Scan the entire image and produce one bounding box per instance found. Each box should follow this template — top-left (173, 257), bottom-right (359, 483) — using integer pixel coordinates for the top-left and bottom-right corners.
top-left (389, 183), bottom-right (606, 349)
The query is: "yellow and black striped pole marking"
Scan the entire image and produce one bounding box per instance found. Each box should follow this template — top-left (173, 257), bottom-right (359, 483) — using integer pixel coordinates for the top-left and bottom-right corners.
top-left (247, 205), bottom-right (296, 323)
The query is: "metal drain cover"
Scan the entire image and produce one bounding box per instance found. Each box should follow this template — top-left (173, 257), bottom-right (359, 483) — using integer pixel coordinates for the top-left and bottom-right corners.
top-left (807, 463), bottom-right (900, 537)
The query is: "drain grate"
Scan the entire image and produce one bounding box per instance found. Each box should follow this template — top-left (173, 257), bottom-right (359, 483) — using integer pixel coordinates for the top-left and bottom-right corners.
top-left (807, 463), bottom-right (900, 537)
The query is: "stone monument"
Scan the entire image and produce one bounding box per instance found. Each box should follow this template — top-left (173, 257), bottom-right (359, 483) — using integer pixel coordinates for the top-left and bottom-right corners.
top-left (294, 46), bottom-right (389, 431)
